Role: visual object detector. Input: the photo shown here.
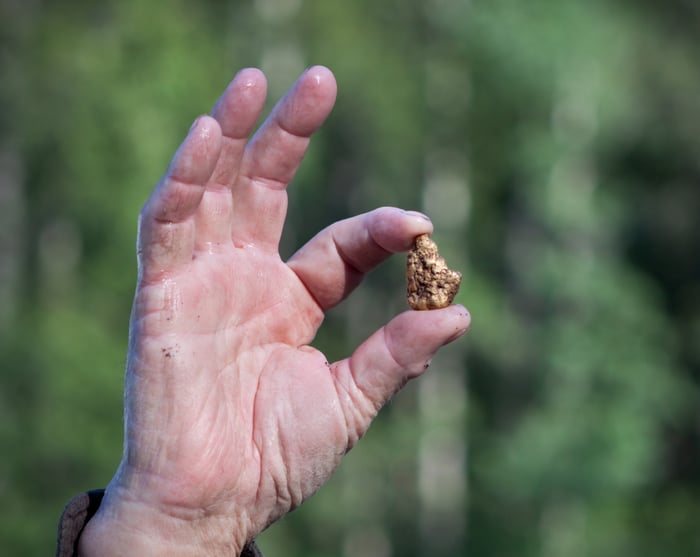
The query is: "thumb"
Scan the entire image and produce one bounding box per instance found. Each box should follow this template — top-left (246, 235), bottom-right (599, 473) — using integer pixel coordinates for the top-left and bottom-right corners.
top-left (330, 305), bottom-right (470, 447)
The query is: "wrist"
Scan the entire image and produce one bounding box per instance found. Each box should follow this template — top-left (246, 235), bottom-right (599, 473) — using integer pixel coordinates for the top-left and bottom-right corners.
top-left (77, 484), bottom-right (246, 557)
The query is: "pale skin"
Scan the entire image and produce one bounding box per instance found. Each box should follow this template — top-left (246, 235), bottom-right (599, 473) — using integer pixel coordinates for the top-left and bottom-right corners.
top-left (77, 66), bottom-right (471, 556)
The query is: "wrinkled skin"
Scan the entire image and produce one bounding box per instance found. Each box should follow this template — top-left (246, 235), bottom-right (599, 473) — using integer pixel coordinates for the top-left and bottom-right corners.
top-left (78, 66), bottom-right (471, 557)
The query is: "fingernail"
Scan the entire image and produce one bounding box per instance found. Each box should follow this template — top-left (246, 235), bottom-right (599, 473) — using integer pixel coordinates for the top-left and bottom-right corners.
top-left (404, 210), bottom-right (431, 222)
top-left (445, 326), bottom-right (468, 344)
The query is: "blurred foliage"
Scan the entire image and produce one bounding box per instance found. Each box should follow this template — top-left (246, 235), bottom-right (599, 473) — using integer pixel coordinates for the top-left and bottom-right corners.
top-left (1, 0), bottom-right (700, 555)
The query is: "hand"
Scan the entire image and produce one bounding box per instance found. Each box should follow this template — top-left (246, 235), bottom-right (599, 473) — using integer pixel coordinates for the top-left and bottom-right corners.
top-left (78, 66), bottom-right (470, 556)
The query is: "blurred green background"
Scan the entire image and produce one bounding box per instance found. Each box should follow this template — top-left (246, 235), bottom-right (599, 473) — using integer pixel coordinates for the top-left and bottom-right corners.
top-left (2, 0), bottom-right (700, 555)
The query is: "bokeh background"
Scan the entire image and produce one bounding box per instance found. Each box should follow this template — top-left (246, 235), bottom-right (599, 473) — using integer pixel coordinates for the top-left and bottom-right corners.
top-left (2, 0), bottom-right (700, 555)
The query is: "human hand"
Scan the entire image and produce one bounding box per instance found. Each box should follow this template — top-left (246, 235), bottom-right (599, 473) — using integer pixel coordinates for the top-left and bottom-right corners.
top-left (78, 66), bottom-right (470, 556)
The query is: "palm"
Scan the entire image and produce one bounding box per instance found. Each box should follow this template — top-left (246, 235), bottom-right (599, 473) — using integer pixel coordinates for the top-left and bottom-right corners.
top-left (127, 239), bottom-right (344, 529)
top-left (107, 66), bottom-right (470, 548)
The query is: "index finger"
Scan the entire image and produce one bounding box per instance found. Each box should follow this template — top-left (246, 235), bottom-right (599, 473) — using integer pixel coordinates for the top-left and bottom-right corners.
top-left (287, 207), bottom-right (434, 310)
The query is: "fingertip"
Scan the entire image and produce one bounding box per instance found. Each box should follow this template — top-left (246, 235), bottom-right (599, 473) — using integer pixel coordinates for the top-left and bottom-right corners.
top-left (384, 305), bottom-right (470, 368)
top-left (280, 66), bottom-right (336, 135)
top-left (234, 66), bottom-right (267, 85)
top-left (144, 114), bottom-right (221, 224)
top-left (188, 114), bottom-right (222, 142)
top-left (366, 207), bottom-right (434, 252)
top-left (211, 70), bottom-right (268, 139)
top-left (228, 67), bottom-right (268, 102)
top-left (397, 208), bottom-right (435, 237)
top-left (403, 209), bottom-right (432, 224)
top-left (442, 304), bottom-right (471, 344)
top-left (452, 303), bottom-right (470, 318)
top-left (170, 115), bottom-right (222, 183)
top-left (304, 65), bottom-right (337, 89)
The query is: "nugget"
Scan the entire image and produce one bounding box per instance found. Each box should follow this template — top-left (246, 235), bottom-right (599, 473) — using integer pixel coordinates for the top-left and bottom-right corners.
top-left (406, 234), bottom-right (462, 310)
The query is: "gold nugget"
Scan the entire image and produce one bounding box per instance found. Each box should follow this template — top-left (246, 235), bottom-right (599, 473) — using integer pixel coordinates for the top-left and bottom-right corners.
top-left (406, 234), bottom-right (462, 310)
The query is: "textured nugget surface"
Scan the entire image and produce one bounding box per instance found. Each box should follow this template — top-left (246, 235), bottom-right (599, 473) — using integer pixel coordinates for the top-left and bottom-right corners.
top-left (406, 234), bottom-right (462, 310)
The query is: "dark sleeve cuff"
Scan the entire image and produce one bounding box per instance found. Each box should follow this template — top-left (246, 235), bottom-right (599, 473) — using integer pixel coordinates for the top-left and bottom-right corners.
top-left (56, 490), bottom-right (263, 557)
